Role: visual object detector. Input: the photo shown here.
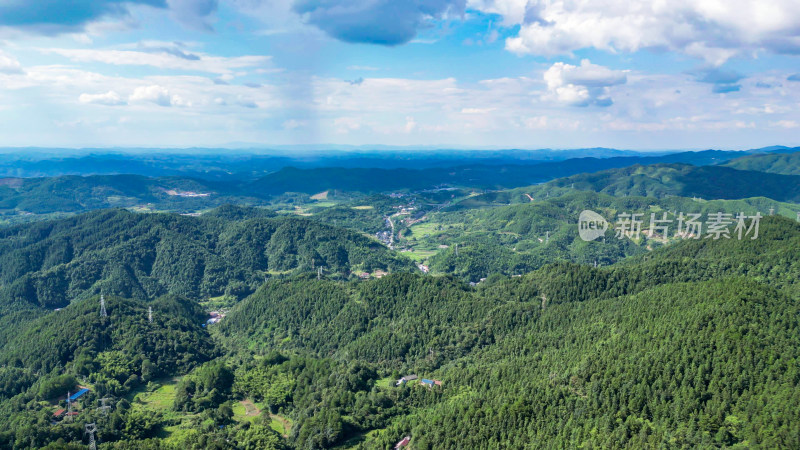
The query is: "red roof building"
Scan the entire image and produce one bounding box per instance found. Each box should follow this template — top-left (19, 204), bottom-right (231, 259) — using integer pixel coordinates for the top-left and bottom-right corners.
top-left (395, 436), bottom-right (411, 448)
top-left (53, 409), bottom-right (65, 418)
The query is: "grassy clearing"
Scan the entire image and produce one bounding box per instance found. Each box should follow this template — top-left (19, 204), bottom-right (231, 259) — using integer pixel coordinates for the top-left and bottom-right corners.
top-left (408, 221), bottom-right (441, 238)
top-left (374, 377), bottom-right (395, 389)
top-left (130, 377), bottom-right (179, 410)
top-left (270, 414), bottom-right (292, 436)
top-left (351, 205), bottom-right (374, 210)
top-left (310, 191), bottom-right (329, 200)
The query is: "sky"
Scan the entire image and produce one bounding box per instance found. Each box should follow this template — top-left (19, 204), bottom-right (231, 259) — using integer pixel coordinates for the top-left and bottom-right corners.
top-left (0, 0), bottom-right (799, 150)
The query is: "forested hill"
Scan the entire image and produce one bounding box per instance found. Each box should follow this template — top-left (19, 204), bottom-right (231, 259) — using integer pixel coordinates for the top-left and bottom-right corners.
top-left (547, 163), bottom-right (800, 202)
top-left (722, 150), bottom-right (800, 175)
top-left (0, 207), bottom-right (413, 311)
top-left (212, 216), bottom-right (800, 448)
top-left (0, 294), bottom-right (217, 446)
top-left (0, 174), bottom-right (263, 216)
top-left (0, 215), bottom-right (797, 448)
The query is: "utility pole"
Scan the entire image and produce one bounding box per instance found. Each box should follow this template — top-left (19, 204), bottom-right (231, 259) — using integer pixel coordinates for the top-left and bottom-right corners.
top-left (545, 231), bottom-right (549, 244)
top-left (797, 211), bottom-right (800, 222)
top-left (148, 306), bottom-right (153, 324)
top-left (100, 295), bottom-right (107, 318)
top-left (85, 423), bottom-right (97, 450)
top-left (317, 267), bottom-right (322, 280)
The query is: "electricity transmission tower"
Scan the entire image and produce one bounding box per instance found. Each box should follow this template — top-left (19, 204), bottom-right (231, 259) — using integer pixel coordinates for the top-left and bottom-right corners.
top-left (85, 423), bottom-right (97, 450)
top-left (100, 295), bottom-right (107, 318)
top-left (98, 397), bottom-right (112, 416)
top-left (65, 391), bottom-right (73, 422)
top-left (148, 306), bottom-right (153, 324)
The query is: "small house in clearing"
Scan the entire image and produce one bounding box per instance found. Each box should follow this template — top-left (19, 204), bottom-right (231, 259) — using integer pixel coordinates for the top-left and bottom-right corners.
top-left (394, 436), bottom-right (411, 448)
top-left (421, 379), bottom-right (442, 388)
top-left (53, 409), bottom-right (65, 418)
top-left (395, 375), bottom-right (418, 386)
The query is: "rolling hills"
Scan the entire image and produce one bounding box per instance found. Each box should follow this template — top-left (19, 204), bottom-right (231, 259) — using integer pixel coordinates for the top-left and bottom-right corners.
top-left (723, 150), bottom-right (800, 175)
top-left (213, 215), bottom-right (800, 448)
top-left (0, 207), bottom-right (414, 312)
top-left (545, 163), bottom-right (800, 202)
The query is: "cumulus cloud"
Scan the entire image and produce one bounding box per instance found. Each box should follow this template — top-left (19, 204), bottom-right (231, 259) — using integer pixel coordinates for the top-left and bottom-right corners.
top-left (0, 50), bottom-right (23, 74)
top-left (475, 0), bottom-right (800, 64)
top-left (129, 84), bottom-right (190, 106)
top-left (79, 90), bottom-right (126, 105)
top-left (292, 0), bottom-right (466, 45)
top-left (0, 0), bottom-right (216, 34)
top-left (543, 59), bottom-right (626, 107)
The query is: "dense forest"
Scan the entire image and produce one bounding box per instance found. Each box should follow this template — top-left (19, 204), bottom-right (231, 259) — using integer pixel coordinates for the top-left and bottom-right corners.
top-left (0, 150), bottom-right (798, 448)
top-left (546, 164), bottom-right (800, 202)
top-left (723, 151), bottom-right (800, 175)
top-left (0, 206), bottom-right (414, 313)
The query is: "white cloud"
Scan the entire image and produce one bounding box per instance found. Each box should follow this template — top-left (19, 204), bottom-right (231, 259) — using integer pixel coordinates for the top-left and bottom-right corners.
top-left (347, 65), bottom-right (380, 71)
top-left (474, 0), bottom-right (800, 64)
top-left (771, 119), bottom-right (799, 128)
top-left (282, 119), bottom-right (307, 129)
top-left (42, 48), bottom-right (271, 75)
top-left (461, 107), bottom-right (497, 114)
top-left (129, 85), bottom-right (191, 107)
top-left (0, 50), bottom-right (23, 74)
top-left (79, 91), bottom-right (126, 106)
top-left (543, 59), bottom-right (626, 106)
top-left (334, 116), bottom-right (362, 134)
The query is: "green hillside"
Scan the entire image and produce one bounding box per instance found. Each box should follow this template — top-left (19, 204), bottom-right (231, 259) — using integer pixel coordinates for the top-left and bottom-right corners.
top-left (545, 164), bottom-right (800, 202)
top-left (397, 191), bottom-right (798, 281)
top-left (212, 216), bottom-right (800, 449)
top-left (723, 151), bottom-right (800, 175)
top-left (0, 212), bottom-right (797, 449)
top-left (0, 208), bottom-right (414, 312)
top-left (0, 294), bottom-right (216, 448)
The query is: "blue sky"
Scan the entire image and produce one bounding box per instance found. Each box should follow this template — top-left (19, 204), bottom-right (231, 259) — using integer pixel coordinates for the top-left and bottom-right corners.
top-left (0, 0), bottom-right (799, 150)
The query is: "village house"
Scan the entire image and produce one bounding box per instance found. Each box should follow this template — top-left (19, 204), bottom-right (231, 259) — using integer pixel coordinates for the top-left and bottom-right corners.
top-left (395, 374), bottom-right (418, 386)
top-left (394, 436), bottom-right (411, 448)
top-left (421, 378), bottom-right (442, 388)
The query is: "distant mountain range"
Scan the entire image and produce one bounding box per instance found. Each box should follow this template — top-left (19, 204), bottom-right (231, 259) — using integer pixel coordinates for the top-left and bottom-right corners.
top-left (1, 146), bottom-right (797, 179)
top-left (1, 148), bottom-right (798, 219)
